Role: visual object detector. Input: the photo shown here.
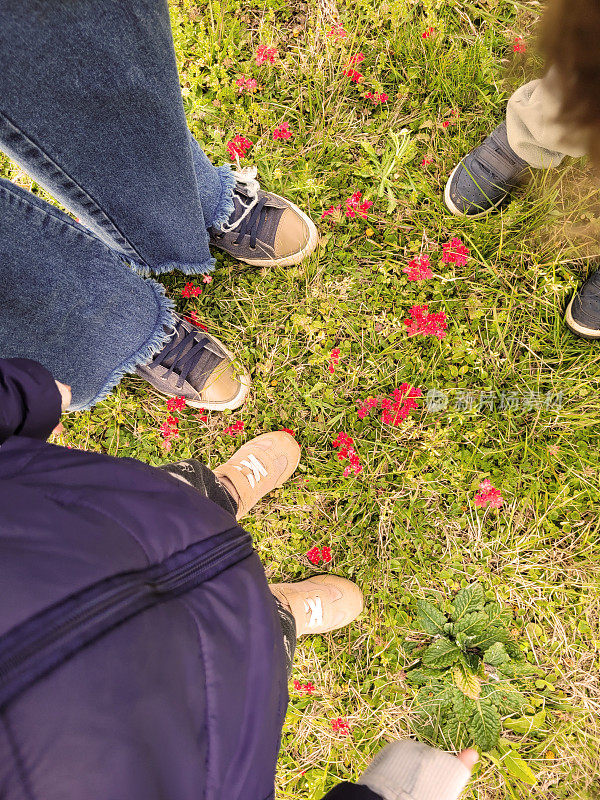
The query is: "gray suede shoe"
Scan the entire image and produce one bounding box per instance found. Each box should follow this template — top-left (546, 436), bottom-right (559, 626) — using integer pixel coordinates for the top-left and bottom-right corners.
top-left (136, 315), bottom-right (250, 410)
top-left (210, 167), bottom-right (318, 267)
top-left (444, 122), bottom-right (529, 218)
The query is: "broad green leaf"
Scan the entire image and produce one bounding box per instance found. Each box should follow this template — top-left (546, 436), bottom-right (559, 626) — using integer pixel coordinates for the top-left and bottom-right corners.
top-left (483, 601), bottom-right (512, 629)
top-left (483, 642), bottom-right (510, 667)
top-left (504, 710), bottom-right (546, 734)
top-left (405, 667), bottom-right (443, 686)
top-left (452, 689), bottom-right (476, 722)
top-left (422, 638), bottom-right (461, 669)
top-left (451, 584), bottom-right (485, 622)
top-left (444, 716), bottom-right (472, 750)
top-left (481, 682), bottom-right (526, 714)
top-left (416, 599), bottom-right (448, 636)
top-left (466, 700), bottom-right (501, 751)
top-left (470, 626), bottom-right (509, 651)
top-left (454, 610), bottom-right (488, 638)
top-left (502, 749), bottom-right (538, 785)
top-left (453, 666), bottom-right (481, 699)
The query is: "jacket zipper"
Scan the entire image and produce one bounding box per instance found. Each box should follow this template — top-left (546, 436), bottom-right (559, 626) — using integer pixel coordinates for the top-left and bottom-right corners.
top-left (0, 532), bottom-right (253, 707)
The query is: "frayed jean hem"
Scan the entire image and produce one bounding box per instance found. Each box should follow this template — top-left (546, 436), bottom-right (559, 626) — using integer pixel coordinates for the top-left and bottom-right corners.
top-left (208, 164), bottom-right (236, 230)
top-left (128, 255), bottom-right (216, 278)
top-left (72, 280), bottom-right (175, 411)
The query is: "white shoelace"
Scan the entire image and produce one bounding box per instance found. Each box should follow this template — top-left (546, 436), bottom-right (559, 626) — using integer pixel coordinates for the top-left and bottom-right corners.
top-left (220, 160), bottom-right (261, 234)
top-left (304, 596), bottom-right (323, 628)
top-left (233, 452), bottom-right (268, 489)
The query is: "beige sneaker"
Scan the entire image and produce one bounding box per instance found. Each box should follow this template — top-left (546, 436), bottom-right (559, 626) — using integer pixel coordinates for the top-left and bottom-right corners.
top-left (270, 576), bottom-right (364, 636)
top-left (213, 431), bottom-right (300, 519)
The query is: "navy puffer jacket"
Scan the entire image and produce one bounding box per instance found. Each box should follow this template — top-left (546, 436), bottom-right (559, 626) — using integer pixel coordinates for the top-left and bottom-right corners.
top-left (0, 358), bottom-right (289, 800)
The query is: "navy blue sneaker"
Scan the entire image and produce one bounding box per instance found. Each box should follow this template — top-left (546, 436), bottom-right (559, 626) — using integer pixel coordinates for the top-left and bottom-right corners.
top-left (565, 268), bottom-right (600, 339)
top-left (444, 123), bottom-right (529, 218)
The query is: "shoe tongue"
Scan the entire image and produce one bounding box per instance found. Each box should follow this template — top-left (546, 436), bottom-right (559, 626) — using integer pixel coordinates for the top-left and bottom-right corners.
top-left (159, 321), bottom-right (223, 388)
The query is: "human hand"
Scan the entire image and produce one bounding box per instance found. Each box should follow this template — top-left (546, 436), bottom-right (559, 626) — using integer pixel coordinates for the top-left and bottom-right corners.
top-left (55, 380), bottom-right (71, 411)
top-left (358, 740), bottom-right (478, 800)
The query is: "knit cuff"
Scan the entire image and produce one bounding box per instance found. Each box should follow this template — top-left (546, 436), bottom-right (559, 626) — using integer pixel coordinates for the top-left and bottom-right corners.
top-left (357, 741), bottom-right (472, 800)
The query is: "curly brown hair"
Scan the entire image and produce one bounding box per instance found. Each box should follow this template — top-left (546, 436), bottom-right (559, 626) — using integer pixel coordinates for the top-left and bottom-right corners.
top-left (540, 0), bottom-right (600, 162)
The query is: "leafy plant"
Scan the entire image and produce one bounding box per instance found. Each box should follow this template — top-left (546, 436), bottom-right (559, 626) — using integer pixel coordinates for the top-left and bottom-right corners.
top-left (406, 583), bottom-right (536, 752)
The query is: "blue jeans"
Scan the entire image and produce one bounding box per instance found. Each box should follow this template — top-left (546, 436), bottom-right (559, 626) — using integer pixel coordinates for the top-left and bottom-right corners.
top-left (0, 0), bottom-right (235, 409)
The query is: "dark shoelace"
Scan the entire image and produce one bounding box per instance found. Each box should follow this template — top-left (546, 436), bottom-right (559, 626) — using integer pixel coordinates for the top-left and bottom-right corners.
top-left (149, 321), bottom-right (224, 390)
top-left (232, 195), bottom-right (268, 248)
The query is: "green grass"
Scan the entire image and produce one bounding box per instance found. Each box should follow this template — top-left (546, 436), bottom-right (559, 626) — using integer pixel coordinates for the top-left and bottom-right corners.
top-left (2, 0), bottom-right (599, 796)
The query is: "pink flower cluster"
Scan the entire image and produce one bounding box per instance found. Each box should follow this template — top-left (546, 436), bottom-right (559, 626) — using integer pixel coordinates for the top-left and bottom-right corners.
top-left (293, 680), bottom-right (316, 695)
top-left (442, 237), bottom-right (470, 266)
top-left (255, 45), bottom-right (278, 65)
top-left (322, 191), bottom-right (372, 220)
top-left (474, 479), bottom-right (504, 509)
top-left (332, 432), bottom-right (362, 477)
top-left (422, 27), bottom-right (435, 38)
top-left (328, 347), bottom-right (341, 374)
top-left (307, 546), bottom-right (332, 565)
top-left (358, 385), bottom-right (423, 426)
top-left (160, 397), bottom-right (187, 450)
top-left (403, 253), bottom-right (433, 281)
top-left (273, 122), bottom-right (292, 140)
top-left (346, 191), bottom-right (372, 218)
top-left (226, 135), bottom-right (253, 160)
top-left (420, 156), bottom-right (433, 167)
top-left (223, 420), bottom-right (245, 436)
top-left (182, 282), bottom-right (202, 298)
top-left (513, 36), bottom-right (526, 53)
top-left (235, 75), bottom-right (258, 94)
top-left (404, 305), bottom-right (448, 339)
top-left (365, 91), bottom-right (388, 105)
top-left (327, 24), bottom-right (347, 40)
top-left (331, 718), bottom-right (351, 735)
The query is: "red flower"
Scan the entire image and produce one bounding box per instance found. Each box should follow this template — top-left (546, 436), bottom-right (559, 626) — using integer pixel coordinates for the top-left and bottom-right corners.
top-left (422, 27), bottom-right (435, 38)
top-left (282, 428), bottom-right (295, 436)
top-left (403, 253), bottom-right (433, 282)
top-left (255, 45), bottom-right (278, 65)
top-left (346, 191), bottom-right (372, 219)
top-left (328, 347), bottom-right (341, 374)
top-left (273, 122), bottom-right (293, 141)
top-left (404, 304), bottom-right (448, 339)
top-left (182, 282), bottom-right (202, 298)
top-left (322, 203), bottom-right (342, 219)
top-left (343, 67), bottom-right (363, 83)
top-left (196, 408), bottom-right (208, 423)
top-left (293, 680), bottom-right (317, 695)
top-left (223, 420), bottom-right (245, 436)
top-left (235, 76), bottom-right (258, 94)
top-left (365, 91), bottom-right (388, 105)
top-left (420, 156), bottom-right (433, 167)
top-left (167, 396), bottom-right (187, 412)
top-left (226, 135), bottom-right (253, 161)
top-left (513, 36), bottom-right (526, 53)
top-left (357, 388), bottom-right (422, 427)
top-left (474, 479), bottom-right (504, 509)
top-left (184, 310), bottom-right (208, 330)
top-left (331, 718), bottom-right (351, 735)
top-left (321, 546), bottom-right (332, 563)
top-left (442, 237), bottom-right (469, 266)
top-left (307, 546), bottom-right (322, 565)
top-left (332, 432), bottom-right (362, 476)
top-left (327, 24), bottom-right (347, 40)
top-left (166, 415), bottom-right (179, 427)
top-left (349, 52), bottom-right (365, 66)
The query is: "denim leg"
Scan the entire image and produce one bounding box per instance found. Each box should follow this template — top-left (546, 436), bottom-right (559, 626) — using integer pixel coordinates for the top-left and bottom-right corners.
top-left (0, 0), bottom-right (234, 277)
top-left (0, 178), bottom-right (174, 410)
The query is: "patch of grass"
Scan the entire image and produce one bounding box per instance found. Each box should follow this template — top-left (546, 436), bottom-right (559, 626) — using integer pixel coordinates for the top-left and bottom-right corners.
top-left (2, 0), bottom-right (599, 797)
